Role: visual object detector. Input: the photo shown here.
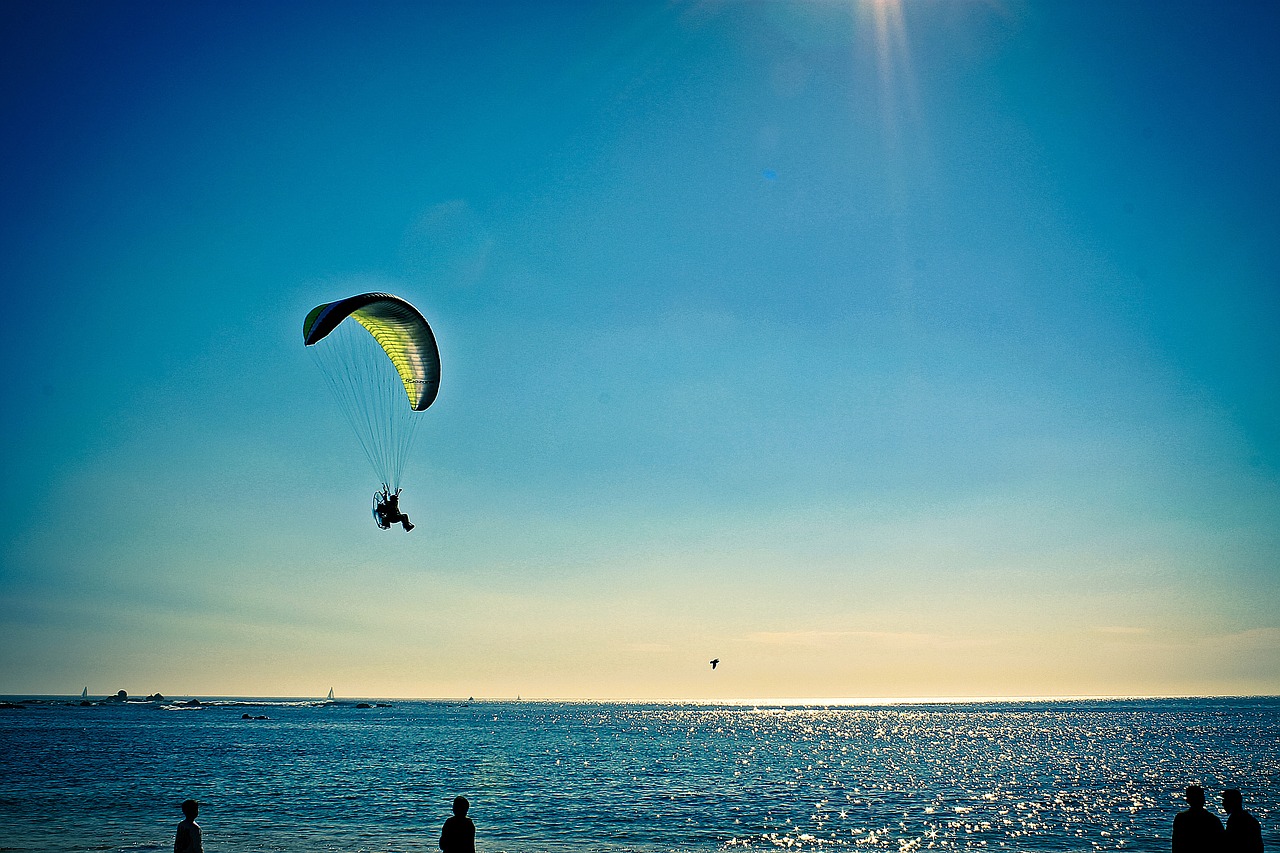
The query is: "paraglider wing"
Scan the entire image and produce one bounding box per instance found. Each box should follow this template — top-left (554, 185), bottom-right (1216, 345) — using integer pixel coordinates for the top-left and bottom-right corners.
top-left (303, 292), bottom-right (441, 492)
top-left (303, 292), bottom-right (440, 411)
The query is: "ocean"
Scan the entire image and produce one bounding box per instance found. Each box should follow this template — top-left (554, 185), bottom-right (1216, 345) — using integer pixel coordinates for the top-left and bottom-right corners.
top-left (0, 696), bottom-right (1276, 852)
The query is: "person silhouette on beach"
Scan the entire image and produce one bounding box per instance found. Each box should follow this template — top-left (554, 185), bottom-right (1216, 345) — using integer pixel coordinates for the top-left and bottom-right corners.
top-left (439, 795), bottom-right (476, 853)
top-left (1222, 789), bottom-right (1264, 853)
top-left (174, 799), bottom-right (202, 853)
top-left (1173, 785), bottom-right (1224, 852)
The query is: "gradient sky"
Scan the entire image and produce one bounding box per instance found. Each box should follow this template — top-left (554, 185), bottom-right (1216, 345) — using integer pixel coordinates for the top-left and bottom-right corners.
top-left (2, 1), bottom-right (1277, 700)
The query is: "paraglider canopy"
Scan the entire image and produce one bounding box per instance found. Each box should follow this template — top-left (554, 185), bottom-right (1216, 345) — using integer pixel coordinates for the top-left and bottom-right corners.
top-left (303, 292), bottom-right (440, 411)
top-left (303, 292), bottom-right (440, 492)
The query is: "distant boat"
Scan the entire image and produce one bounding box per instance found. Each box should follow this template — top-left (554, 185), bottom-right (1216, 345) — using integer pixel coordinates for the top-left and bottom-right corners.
top-left (327, 688), bottom-right (335, 700)
top-left (80, 687), bottom-right (88, 698)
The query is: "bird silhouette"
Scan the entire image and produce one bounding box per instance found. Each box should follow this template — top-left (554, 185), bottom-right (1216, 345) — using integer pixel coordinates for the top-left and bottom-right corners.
top-left (709, 659), bottom-right (720, 670)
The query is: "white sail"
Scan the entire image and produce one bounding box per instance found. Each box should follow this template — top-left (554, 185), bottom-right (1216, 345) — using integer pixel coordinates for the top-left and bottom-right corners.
top-left (327, 688), bottom-right (335, 700)
top-left (81, 687), bottom-right (88, 698)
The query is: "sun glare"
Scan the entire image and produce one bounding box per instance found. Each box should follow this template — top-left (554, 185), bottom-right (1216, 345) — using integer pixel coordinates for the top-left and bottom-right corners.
top-left (859, 0), bottom-right (916, 143)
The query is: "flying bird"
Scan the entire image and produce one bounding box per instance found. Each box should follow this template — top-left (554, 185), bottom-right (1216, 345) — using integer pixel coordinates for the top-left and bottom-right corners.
top-left (709, 659), bottom-right (719, 670)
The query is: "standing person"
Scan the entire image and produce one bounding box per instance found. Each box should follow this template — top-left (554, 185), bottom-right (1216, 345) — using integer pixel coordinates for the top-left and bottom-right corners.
top-left (1222, 789), bottom-right (1264, 853)
top-left (439, 796), bottom-right (476, 853)
top-left (174, 799), bottom-right (203, 853)
top-left (1173, 785), bottom-right (1224, 853)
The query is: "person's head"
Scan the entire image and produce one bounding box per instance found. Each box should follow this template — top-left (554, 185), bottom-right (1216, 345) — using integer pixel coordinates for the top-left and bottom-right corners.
top-left (1222, 789), bottom-right (1243, 813)
top-left (181, 800), bottom-right (199, 820)
top-left (452, 796), bottom-right (469, 816)
top-left (1185, 786), bottom-right (1205, 807)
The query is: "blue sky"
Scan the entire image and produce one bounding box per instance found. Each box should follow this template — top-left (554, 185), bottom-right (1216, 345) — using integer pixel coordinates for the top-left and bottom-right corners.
top-left (2, 0), bottom-right (1277, 699)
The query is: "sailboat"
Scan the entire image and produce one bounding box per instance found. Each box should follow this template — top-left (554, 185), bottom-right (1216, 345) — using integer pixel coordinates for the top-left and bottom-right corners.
top-left (81, 687), bottom-right (88, 699)
top-left (327, 688), bottom-right (335, 700)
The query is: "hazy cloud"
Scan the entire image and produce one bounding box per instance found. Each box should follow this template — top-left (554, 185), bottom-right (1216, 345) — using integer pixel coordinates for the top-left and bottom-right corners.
top-left (623, 643), bottom-right (673, 653)
top-left (401, 200), bottom-right (495, 289)
top-left (743, 630), bottom-right (982, 649)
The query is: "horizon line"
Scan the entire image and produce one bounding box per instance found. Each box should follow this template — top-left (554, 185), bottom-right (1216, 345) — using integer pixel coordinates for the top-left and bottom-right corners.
top-left (7, 692), bottom-right (1279, 705)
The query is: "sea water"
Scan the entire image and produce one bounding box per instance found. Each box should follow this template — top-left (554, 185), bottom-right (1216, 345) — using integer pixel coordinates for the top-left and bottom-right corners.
top-left (0, 697), bottom-right (1276, 852)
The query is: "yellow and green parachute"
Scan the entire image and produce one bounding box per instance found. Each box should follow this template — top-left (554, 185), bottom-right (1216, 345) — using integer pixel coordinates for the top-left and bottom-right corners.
top-left (304, 292), bottom-right (440, 490)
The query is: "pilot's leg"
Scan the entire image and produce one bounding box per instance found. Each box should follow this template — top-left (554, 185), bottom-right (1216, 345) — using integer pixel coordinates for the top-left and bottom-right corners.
top-left (400, 515), bottom-right (414, 532)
